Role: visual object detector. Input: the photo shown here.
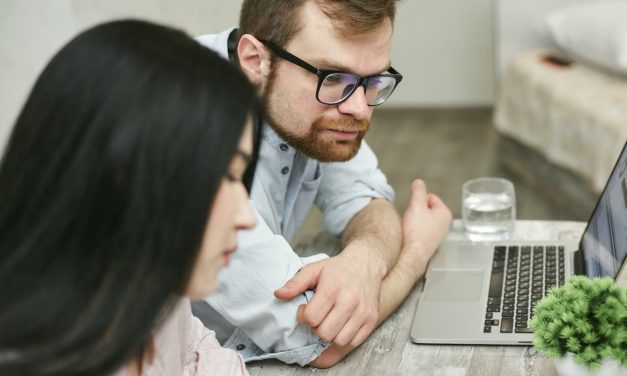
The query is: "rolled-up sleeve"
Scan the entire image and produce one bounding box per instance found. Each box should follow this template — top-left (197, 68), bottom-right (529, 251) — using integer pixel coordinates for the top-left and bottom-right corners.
top-left (205, 203), bottom-right (330, 366)
top-left (315, 140), bottom-right (395, 235)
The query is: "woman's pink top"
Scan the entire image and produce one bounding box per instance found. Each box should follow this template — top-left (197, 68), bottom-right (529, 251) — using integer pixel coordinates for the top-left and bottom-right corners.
top-left (114, 299), bottom-right (249, 376)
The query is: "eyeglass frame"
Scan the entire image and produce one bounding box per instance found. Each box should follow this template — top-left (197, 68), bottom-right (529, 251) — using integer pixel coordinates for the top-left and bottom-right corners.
top-left (258, 38), bottom-right (403, 107)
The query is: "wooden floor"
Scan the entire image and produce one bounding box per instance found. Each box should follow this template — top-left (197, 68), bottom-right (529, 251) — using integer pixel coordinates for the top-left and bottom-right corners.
top-left (294, 108), bottom-right (598, 244)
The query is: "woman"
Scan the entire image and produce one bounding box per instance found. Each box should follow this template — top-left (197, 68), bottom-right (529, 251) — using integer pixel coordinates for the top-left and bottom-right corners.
top-left (0, 19), bottom-right (259, 375)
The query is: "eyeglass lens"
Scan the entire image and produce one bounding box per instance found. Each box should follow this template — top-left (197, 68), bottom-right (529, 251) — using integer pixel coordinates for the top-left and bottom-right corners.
top-left (318, 73), bottom-right (398, 106)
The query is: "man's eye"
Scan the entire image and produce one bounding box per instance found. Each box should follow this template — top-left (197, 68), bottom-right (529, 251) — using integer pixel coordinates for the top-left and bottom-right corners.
top-left (368, 77), bottom-right (382, 88)
top-left (322, 74), bottom-right (343, 86)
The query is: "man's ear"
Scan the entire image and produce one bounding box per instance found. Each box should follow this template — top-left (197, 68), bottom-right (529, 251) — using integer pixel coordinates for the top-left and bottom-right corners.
top-left (237, 34), bottom-right (272, 91)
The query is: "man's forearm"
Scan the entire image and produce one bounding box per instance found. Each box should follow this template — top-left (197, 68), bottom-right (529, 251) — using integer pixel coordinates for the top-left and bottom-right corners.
top-left (340, 198), bottom-right (402, 272)
top-left (310, 180), bottom-right (452, 368)
top-left (310, 248), bottom-right (425, 368)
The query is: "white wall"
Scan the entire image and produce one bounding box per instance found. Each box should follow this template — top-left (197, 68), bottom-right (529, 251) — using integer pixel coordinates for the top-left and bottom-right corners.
top-left (0, 0), bottom-right (495, 150)
top-left (0, 0), bottom-right (242, 152)
top-left (389, 0), bottom-right (495, 108)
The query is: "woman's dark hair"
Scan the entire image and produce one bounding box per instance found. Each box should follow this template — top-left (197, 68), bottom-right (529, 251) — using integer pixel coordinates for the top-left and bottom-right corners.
top-left (0, 19), bottom-right (259, 375)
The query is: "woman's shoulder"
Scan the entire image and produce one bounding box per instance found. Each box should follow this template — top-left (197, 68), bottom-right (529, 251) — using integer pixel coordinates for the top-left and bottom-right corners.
top-left (147, 298), bottom-right (249, 376)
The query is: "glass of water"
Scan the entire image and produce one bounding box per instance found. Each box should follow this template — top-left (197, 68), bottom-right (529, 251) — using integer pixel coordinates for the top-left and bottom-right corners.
top-left (462, 177), bottom-right (516, 241)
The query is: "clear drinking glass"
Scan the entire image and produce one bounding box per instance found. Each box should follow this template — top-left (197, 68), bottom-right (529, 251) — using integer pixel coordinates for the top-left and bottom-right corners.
top-left (462, 177), bottom-right (516, 241)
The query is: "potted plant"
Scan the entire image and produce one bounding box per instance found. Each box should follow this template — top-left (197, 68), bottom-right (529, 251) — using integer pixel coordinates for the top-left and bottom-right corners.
top-left (529, 276), bottom-right (627, 376)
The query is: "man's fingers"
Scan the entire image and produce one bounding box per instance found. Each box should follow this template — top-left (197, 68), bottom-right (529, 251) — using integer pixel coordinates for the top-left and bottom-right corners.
top-left (409, 179), bottom-right (427, 204)
top-left (300, 286), bottom-right (336, 328)
top-left (296, 304), bottom-right (307, 326)
top-left (311, 296), bottom-right (358, 342)
top-left (349, 321), bottom-right (373, 347)
top-left (331, 313), bottom-right (368, 347)
top-left (427, 192), bottom-right (446, 209)
top-left (274, 265), bottom-right (320, 300)
top-left (427, 193), bottom-right (453, 220)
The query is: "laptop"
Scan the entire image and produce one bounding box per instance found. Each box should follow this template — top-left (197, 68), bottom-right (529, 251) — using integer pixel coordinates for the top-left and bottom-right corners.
top-left (410, 141), bottom-right (627, 345)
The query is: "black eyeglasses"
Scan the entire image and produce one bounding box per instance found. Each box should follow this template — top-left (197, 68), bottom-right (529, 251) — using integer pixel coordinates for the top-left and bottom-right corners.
top-left (259, 39), bottom-right (403, 107)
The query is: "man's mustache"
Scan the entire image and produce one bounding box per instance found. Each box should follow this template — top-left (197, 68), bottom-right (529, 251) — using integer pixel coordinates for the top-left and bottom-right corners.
top-left (313, 117), bottom-right (369, 133)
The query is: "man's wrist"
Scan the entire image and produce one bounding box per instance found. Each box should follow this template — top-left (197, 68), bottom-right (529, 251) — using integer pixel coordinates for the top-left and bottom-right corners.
top-left (340, 241), bottom-right (387, 280)
top-left (396, 243), bottom-right (431, 282)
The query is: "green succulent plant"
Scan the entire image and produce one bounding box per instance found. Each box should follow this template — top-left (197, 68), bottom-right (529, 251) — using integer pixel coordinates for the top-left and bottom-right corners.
top-left (529, 276), bottom-right (627, 370)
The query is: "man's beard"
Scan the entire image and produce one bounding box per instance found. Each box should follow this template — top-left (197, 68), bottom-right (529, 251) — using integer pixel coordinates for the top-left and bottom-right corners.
top-left (262, 69), bottom-right (369, 163)
top-left (274, 116), bottom-right (369, 162)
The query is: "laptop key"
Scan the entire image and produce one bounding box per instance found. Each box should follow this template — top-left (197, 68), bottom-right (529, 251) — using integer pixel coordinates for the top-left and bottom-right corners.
top-left (502, 311), bottom-right (514, 317)
top-left (485, 312), bottom-right (493, 319)
top-left (515, 327), bottom-right (533, 333)
top-left (500, 318), bottom-right (513, 333)
top-left (484, 326), bottom-right (492, 333)
top-left (532, 287), bottom-right (543, 294)
top-left (488, 270), bottom-right (504, 298)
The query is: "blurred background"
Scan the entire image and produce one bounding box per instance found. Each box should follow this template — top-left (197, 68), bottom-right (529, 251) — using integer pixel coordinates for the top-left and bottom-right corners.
top-left (1, 0), bottom-right (625, 242)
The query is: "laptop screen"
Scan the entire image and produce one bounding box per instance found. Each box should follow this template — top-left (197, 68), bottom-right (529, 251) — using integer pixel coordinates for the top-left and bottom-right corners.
top-left (580, 142), bottom-right (627, 278)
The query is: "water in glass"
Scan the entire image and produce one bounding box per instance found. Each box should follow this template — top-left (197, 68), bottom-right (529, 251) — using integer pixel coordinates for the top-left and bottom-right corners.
top-left (463, 192), bottom-right (514, 234)
top-left (462, 177), bottom-right (516, 240)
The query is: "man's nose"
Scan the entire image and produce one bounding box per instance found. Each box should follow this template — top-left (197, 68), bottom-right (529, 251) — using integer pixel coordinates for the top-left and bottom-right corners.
top-left (337, 86), bottom-right (372, 121)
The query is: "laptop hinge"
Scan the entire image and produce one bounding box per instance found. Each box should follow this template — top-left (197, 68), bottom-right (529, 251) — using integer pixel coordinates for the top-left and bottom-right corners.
top-left (573, 249), bottom-right (586, 276)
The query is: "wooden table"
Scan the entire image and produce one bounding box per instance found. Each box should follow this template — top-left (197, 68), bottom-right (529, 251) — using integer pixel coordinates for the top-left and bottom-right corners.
top-left (247, 220), bottom-right (621, 376)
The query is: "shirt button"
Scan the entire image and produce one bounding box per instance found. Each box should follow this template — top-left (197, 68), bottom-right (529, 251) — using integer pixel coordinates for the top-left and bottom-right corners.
top-left (236, 344), bottom-right (246, 351)
top-left (281, 166), bottom-right (289, 175)
top-left (280, 143), bottom-right (289, 151)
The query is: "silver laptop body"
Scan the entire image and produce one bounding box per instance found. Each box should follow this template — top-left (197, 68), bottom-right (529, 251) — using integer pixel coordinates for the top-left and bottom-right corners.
top-left (411, 141), bottom-right (627, 346)
top-left (410, 240), bottom-right (578, 345)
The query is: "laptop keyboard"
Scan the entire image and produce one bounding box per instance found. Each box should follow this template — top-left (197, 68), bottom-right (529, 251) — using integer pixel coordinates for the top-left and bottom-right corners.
top-left (483, 245), bottom-right (566, 334)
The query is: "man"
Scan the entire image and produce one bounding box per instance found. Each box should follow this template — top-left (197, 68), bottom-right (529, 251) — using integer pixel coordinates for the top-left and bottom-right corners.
top-left (193, 0), bottom-right (452, 368)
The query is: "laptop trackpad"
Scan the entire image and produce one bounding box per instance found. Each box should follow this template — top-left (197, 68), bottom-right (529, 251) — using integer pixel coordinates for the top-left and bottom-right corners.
top-left (423, 269), bottom-right (484, 302)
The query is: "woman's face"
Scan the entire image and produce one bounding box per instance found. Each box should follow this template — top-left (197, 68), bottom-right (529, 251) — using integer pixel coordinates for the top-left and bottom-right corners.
top-left (186, 119), bottom-right (257, 299)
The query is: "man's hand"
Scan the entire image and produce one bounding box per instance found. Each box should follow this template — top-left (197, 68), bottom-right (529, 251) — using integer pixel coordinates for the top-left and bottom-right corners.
top-left (397, 179), bottom-right (452, 280)
top-left (275, 180), bottom-right (450, 363)
top-left (274, 249), bottom-right (385, 347)
top-left (308, 180), bottom-right (452, 368)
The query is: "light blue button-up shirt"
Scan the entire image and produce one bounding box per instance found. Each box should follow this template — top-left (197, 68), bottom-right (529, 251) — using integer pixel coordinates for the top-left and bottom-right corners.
top-left (194, 28), bottom-right (395, 366)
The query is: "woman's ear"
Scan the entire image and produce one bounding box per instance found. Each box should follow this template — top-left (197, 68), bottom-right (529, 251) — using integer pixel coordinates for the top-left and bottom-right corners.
top-left (237, 34), bottom-right (272, 91)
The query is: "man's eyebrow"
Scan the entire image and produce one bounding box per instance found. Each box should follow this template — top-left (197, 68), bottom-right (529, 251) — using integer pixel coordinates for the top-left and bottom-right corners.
top-left (313, 58), bottom-right (391, 75)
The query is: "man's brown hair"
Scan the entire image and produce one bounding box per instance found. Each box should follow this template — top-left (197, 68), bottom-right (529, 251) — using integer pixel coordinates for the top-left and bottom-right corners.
top-left (239, 0), bottom-right (397, 47)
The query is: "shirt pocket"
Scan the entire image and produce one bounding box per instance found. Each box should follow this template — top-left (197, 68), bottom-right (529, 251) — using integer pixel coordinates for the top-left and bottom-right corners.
top-left (283, 165), bottom-right (322, 241)
top-left (294, 165), bottom-right (322, 217)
